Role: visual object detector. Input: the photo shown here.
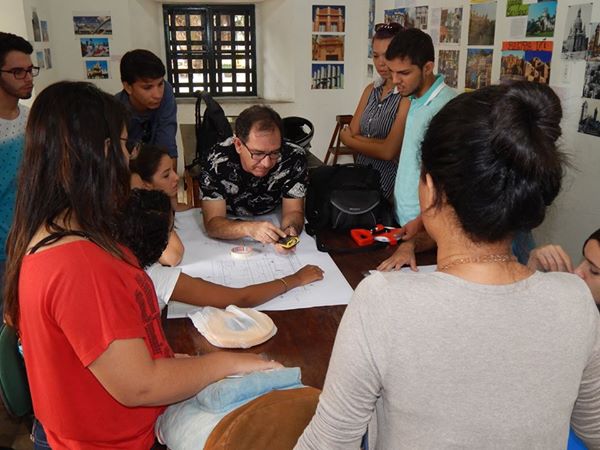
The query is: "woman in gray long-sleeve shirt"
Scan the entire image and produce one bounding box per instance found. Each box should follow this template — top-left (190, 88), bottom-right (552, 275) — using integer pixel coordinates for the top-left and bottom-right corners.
top-left (296, 82), bottom-right (600, 450)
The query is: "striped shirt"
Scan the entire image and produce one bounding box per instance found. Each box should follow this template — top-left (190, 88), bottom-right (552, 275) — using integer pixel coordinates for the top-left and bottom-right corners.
top-left (357, 81), bottom-right (402, 199)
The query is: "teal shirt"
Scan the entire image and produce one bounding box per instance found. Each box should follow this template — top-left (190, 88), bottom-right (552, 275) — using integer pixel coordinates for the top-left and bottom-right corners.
top-left (0, 106), bottom-right (28, 261)
top-left (394, 75), bottom-right (456, 225)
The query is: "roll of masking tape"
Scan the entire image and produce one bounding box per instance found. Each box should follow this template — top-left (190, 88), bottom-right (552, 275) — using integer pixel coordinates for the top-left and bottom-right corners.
top-left (231, 246), bottom-right (254, 259)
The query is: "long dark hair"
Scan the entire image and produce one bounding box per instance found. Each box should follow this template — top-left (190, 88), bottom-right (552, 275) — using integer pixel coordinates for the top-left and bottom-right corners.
top-left (129, 144), bottom-right (170, 182)
top-left (3, 81), bottom-right (131, 328)
top-left (420, 81), bottom-right (565, 243)
top-left (584, 228), bottom-right (600, 253)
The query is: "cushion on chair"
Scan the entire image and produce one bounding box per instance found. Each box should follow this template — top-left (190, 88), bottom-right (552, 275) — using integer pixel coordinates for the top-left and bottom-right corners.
top-left (0, 324), bottom-right (32, 418)
top-left (204, 386), bottom-right (320, 450)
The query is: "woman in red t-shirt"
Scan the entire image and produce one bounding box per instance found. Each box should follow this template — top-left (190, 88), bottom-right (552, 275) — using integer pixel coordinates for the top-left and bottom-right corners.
top-left (3, 81), bottom-right (280, 450)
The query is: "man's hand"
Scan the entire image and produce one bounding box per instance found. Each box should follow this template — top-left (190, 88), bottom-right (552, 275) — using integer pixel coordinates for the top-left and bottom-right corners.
top-left (274, 225), bottom-right (299, 254)
top-left (377, 240), bottom-right (417, 272)
top-left (527, 244), bottom-right (573, 273)
top-left (248, 221), bottom-right (287, 244)
top-left (400, 216), bottom-right (424, 242)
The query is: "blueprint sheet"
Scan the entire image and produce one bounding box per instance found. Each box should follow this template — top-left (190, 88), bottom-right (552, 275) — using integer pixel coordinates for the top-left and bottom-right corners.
top-left (167, 209), bottom-right (354, 319)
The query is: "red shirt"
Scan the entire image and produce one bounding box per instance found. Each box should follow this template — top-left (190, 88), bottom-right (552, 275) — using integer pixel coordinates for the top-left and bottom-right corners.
top-left (19, 241), bottom-right (173, 449)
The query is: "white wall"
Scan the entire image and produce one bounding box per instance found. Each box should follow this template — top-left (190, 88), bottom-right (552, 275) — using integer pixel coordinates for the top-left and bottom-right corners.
top-left (2, 0), bottom-right (599, 260)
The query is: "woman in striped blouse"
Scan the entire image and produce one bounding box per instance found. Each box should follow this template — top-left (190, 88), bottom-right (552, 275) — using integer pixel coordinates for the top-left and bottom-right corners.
top-left (340, 22), bottom-right (410, 200)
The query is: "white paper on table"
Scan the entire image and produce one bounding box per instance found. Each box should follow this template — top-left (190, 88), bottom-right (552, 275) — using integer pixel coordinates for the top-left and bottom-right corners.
top-left (167, 209), bottom-right (354, 319)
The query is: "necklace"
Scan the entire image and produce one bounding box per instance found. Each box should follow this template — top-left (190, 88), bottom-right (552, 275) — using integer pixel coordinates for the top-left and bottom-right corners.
top-left (437, 254), bottom-right (517, 271)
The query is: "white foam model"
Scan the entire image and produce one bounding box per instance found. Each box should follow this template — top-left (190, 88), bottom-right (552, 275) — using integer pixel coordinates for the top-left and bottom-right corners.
top-left (189, 305), bottom-right (277, 348)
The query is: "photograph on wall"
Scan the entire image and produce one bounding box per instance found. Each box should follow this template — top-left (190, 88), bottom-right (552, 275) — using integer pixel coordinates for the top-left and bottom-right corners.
top-left (506, 0), bottom-right (528, 17)
top-left (73, 15), bottom-right (112, 35)
top-left (465, 48), bottom-right (493, 90)
top-left (561, 3), bottom-right (592, 59)
top-left (500, 41), bottom-right (552, 84)
top-left (468, 2), bottom-right (497, 46)
top-left (578, 98), bottom-right (600, 137)
top-left (311, 63), bottom-right (344, 89)
top-left (32, 9), bottom-right (41, 42)
top-left (526, 1), bottom-right (556, 38)
top-left (85, 60), bottom-right (109, 79)
top-left (440, 8), bottom-right (462, 44)
top-left (438, 50), bottom-right (460, 88)
top-left (367, 64), bottom-right (374, 78)
top-left (588, 23), bottom-right (600, 61)
top-left (368, 0), bottom-right (376, 39)
top-left (36, 51), bottom-right (45, 69)
top-left (582, 61), bottom-right (600, 99)
top-left (312, 5), bottom-right (345, 33)
top-left (409, 6), bottom-right (429, 30)
top-left (41, 20), bottom-right (49, 42)
top-left (80, 38), bottom-right (110, 58)
top-left (312, 35), bottom-right (344, 62)
top-left (385, 8), bottom-right (410, 27)
top-left (44, 48), bottom-right (52, 69)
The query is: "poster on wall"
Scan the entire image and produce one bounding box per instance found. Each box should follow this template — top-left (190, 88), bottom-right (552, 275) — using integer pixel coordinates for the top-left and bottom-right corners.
top-left (578, 99), bottom-right (600, 137)
top-left (36, 51), bottom-right (45, 69)
top-left (80, 38), bottom-right (110, 57)
top-left (582, 61), bottom-right (600, 99)
top-left (41, 21), bottom-right (49, 42)
top-left (367, 64), bottom-right (374, 78)
top-left (311, 63), bottom-right (344, 89)
top-left (588, 23), bottom-right (600, 61)
top-left (384, 7), bottom-right (428, 30)
top-left (32, 9), bottom-right (41, 42)
top-left (312, 5), bottom-right (345, 33)
top-left (312, 35), bottom-right (344, 61)
top-left (500, 41), bottom-right (552, 84)
top-left (85, 60), bottom-right (109, 79)
top-left (465, 48), bottom-right (493, 90)
top-left (561, 3), bottom-right (593, 60)
top-left (73, 15), bottom-right (112, 35)
top-left (368, 0), bottom-right (376, 39)
top-left (526, 1), bottom-right (556, 38)
top-left (468, 2), bottom-right (497, 46)
top-left (506, 0), bottom-right (528, 17)
top-left (44, 48), bottom-right (52, 69)
top-left (438, 50), bottom-right (460, 87)
top-left (385, 8), bottom-right (410, 27)
top-left (440, 8), bottom-right (462, 44)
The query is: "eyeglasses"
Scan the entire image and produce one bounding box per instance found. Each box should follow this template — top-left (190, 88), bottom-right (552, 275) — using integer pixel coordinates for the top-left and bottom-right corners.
top-left (241, 141), bottom-right (282, 162)
top-left (120, 138), bottom-right (141, 160)
top-left (374, 22), bottom-right (403, 34)
top-left (0, 66), bottom-right (40, 79)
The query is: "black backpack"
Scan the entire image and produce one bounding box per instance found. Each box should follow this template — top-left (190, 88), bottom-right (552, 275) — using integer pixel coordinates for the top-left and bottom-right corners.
top-left (305, 164), bottom-right (394, 233)
top-left (186, 92), bottom-right (233, 175)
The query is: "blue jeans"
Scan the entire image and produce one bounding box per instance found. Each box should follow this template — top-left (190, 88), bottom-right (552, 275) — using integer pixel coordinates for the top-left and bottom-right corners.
top-left (31, 418), bottom-right (51, 449)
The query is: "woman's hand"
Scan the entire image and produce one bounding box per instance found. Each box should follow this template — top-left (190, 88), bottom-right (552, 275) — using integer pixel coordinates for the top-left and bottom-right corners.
top-left (293, 265), bottom-right (325, 285)
top-left (231, 353), bottom-right (283, 375)
top-left (399, 216), bottom-right (424, 242)
top-left (527, 244), bottom-right (573, 273)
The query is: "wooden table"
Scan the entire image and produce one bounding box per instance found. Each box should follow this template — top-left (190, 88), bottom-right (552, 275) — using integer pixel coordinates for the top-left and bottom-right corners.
top-left (162, 232), bottom-right (436, 389)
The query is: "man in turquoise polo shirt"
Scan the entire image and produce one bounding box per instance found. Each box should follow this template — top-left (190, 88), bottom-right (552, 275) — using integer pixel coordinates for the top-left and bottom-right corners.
top-left (378, 28), bottom-right (456, 271)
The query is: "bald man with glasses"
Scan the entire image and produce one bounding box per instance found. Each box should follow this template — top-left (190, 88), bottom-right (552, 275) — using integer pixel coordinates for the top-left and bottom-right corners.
top-left (200, 105), bottom-right (307, 246)
top-left (0, 32), bottom-right (36, 317)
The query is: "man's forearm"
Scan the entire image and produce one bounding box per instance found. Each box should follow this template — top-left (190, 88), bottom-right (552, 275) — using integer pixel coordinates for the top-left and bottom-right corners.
top-left (204, 216), bottom-right (253, 240)
top-left (411, 229), bottom-right (436, 253)
top-left (281, 210), bottom-right (304, 234)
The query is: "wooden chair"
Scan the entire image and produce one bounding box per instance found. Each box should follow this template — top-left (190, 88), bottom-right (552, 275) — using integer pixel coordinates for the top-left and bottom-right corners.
top-left (324, 114), bottom-right (356, 165)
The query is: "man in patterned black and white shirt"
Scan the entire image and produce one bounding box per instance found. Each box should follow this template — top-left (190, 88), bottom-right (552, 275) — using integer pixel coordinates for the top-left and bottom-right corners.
top-left (200, 105), bottom-right (307, 245)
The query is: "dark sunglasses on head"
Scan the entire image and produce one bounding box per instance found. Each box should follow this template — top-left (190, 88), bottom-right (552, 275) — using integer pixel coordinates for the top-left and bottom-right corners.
top-left (374, 22), bottom-right (403, 34)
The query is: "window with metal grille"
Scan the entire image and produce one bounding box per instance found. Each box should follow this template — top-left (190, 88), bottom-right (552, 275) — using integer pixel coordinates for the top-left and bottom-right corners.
top-left (163, 4), bottom-right (257, 97)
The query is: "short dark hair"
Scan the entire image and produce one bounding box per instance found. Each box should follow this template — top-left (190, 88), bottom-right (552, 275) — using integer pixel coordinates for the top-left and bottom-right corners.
top-left (584, 228), bottom-right (600, 254)
top-left (129, 144), bottom-right (170, 183)
top-left (385, 28), bottom-right (434, 68)
top-left (120, 49), bottom-right (165, 84)
top-left (235, 105), bottom-right (283, 142)
top-left (0, 32), bottom-right (33, 68)
top-left (420, 81), bottom-right (565, 243)
top-left (118, 189), bottom-right (172, 268)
